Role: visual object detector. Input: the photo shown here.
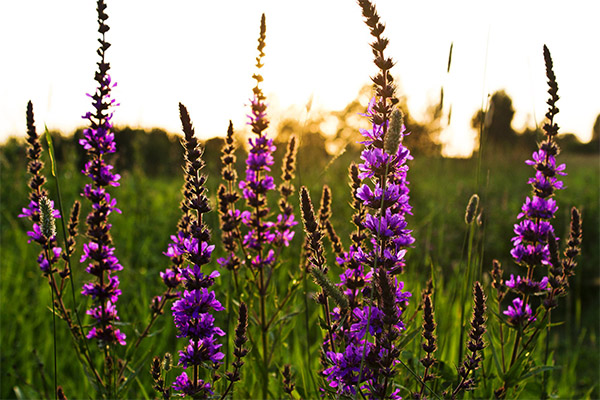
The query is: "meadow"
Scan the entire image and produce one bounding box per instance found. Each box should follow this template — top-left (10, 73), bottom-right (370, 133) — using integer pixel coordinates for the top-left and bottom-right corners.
top-left (2, 135), bottom-right (598, 398)
top-left (1, 0), bottom-right (599, 399)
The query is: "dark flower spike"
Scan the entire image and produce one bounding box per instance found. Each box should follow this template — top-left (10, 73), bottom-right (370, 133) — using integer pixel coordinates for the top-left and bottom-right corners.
top-left (464, 194), bottom-right (479, 225)
top-left (300, 186), bottom-right (326, 271)
top-left (451, 282), bottom-right (487, 399)
top-left (413, 292), bottom-right (438, 399)
top-left (282, 364), bottom-right (296, 397)
top-left (280, 135), bottom-right (297, 200)
top-left (317, 186), bottom-right (346, 264)
top-left (62, 201), bottom-right (80, 263)
top-left (318, 185), bottom-right (333, 229)
top-left (562, 207), bottom-right (582, 279)
top-left (19, 103), bottom-right (63, 270)
top-left (420, 294), bottom-right (437, 374)
top-left (221, 303), bottom-right (249, 398)
top-left (542, 45), bottom-right (560, 141)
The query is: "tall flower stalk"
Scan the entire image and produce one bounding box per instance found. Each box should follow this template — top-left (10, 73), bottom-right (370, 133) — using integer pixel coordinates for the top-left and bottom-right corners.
top-left (302, 1), bottom-right (414, 398)
top-left (492, 45), bottom-right (583, 398)
top-left (79, 0), bottom-right (125, 366)
top-left (166, 103), bottom-right (225, 397)
top-left (216, 14), bottom-right (299, 399)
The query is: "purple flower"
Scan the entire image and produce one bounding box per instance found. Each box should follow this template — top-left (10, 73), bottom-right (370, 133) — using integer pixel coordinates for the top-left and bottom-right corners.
top-left (350, 306), bottom-right (385, 339)
top-left (172, 288), bottom-right (225, 330)
top-left (321, 92), bottom-right (414, 397)
top-left (160, 268), bottom-right (182, 288)
top-left (518, 196), bottom-right (558, 220)
top-left (503, 297), bottom-right (536, 325)
top-left (81, 274), bottom-right (122, 303)
top-left (37, 247), bottom-right (62, 273)
top-left (79, 69), bottom-right (125, 346)
top-left (505, 274), bottom-right (550, 295)
top-left (323, 342), bottom-right (374, 394)
top-left (356, 183), bottom-right (407, 209)
top-left (178, 336), bottom-right (225, 368)
top-left (163, 103), bottom-right (226, 397)
top-left (358, 147), bottom-right (394, 179)
top-left (511, 243), bottom-right (551, 266)
top-left (511, 220), bottom-right (555, 247)
top-left (171, 372), bottom-right (213, 397)
top-left (364, 209), bottom-right (408, 238)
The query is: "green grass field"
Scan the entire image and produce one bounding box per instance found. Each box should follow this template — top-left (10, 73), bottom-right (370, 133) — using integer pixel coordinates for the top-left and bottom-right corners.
top-left (1, 136), bottom-right (598, 398)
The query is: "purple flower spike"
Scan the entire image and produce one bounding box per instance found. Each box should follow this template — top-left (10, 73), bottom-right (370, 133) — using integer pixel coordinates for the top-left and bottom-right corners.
top-left (78, 3), bottom-right (126, 347)
top-left (162, 103), bottom-right (226, 397)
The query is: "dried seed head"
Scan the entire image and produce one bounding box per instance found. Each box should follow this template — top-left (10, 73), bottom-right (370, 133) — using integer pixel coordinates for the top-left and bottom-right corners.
top-left (464, 194), bottom-right (479, 225)
top-left (150, 356), bottom-right (162, 381)
top-left (384, 109), bottom-right (403, 155)
top-left (162, 352), bottom-right (172, 371)
top-left (282, 364), bottom-right (295, 395)
top-left (39, 196), bottom-right (56, 238)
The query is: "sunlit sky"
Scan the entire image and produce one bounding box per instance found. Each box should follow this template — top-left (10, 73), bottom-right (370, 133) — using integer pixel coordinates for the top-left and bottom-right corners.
top-left (1, 1), bottom-right (598, 156)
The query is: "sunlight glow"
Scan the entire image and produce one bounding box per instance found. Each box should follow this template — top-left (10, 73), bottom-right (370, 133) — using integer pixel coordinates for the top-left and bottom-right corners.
top-left (1, 1), bottom-right (598, 156)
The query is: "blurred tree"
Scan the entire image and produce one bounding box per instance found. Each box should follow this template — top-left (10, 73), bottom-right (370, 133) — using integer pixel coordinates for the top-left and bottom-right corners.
top-left (276, 116), bottom-right (329, 174)
top-left (471, 90), bottom-right (518, 151)
top-left (400, 96), bottom-right (442, 156)
top-left (330, 84), bottom-right (442, 156)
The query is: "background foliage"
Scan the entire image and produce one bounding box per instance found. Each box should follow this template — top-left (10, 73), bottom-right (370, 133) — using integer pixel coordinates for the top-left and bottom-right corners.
top-left (1, 109), bottom-right (598, 398)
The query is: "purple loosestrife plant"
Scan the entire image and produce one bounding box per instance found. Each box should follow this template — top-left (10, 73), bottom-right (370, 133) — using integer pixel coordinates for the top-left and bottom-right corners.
top-left (491, 45), bottom-right (583, 398)
top-left (302, 2), bottom-right (415, 398)
top-left (151, 105), bottom-right (249, 400)
top-left (79, 0), bottom-right (126, 349)
top-left (20, 102), bottom-right (63, 276)
top-left (215, 14), bottom-right (299, 399)
top-left (166, 103), bottom-right (225, 397)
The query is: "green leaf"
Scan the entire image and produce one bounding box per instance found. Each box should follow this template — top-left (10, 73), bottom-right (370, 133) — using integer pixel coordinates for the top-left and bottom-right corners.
top-left (396, 326), bottom-right (421, 350)
top-left (520, 365), bottom-right (560, 380)
top-left (486, 330), bottom-right (504, 377)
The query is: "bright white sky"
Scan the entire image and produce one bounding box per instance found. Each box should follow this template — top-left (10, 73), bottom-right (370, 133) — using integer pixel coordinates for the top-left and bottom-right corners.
top-left (1, 1), bottom-right (598, 156)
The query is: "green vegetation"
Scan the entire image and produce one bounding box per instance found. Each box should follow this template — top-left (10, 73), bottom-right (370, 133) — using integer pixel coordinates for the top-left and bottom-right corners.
top-left (1, 129), bottom-right (597, 398)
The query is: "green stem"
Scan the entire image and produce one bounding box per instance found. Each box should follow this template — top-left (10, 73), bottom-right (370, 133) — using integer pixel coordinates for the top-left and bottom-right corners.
top-left (509, 328), bottom-right (522, 367)
top-left (259, 266), bottom-right (268, 399)
top-left (46, 249), bottom-right (58, 400)
top-left (458, 222), bottom-right (475, 366)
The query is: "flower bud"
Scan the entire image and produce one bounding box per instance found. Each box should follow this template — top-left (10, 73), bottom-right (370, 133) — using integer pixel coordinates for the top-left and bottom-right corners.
top-left (39, 196), bottom-right (57, 238)
top-left (464, 194), bottom-right (479, 225)
top-left (384, 109), bottom-right (403, 155)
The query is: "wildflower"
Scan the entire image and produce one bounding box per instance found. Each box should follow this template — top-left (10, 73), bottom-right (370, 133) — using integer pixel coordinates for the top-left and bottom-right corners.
top-left (19, 103), bottom-right (64, 275)
top-left (503, 297), bottom-right (535, 325)
top-left (171, 372), bottom-right (213, 397)
top-left (503, 45), bottom-right (574, 319)
top-left (167, 103), bottom-right (225, 396)
top-left (307, 2), bottom-right (414, 397)
top-left (505, 274), bottom-right (550, 295)
top-left (79, 1), bottom-right (125, 346)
